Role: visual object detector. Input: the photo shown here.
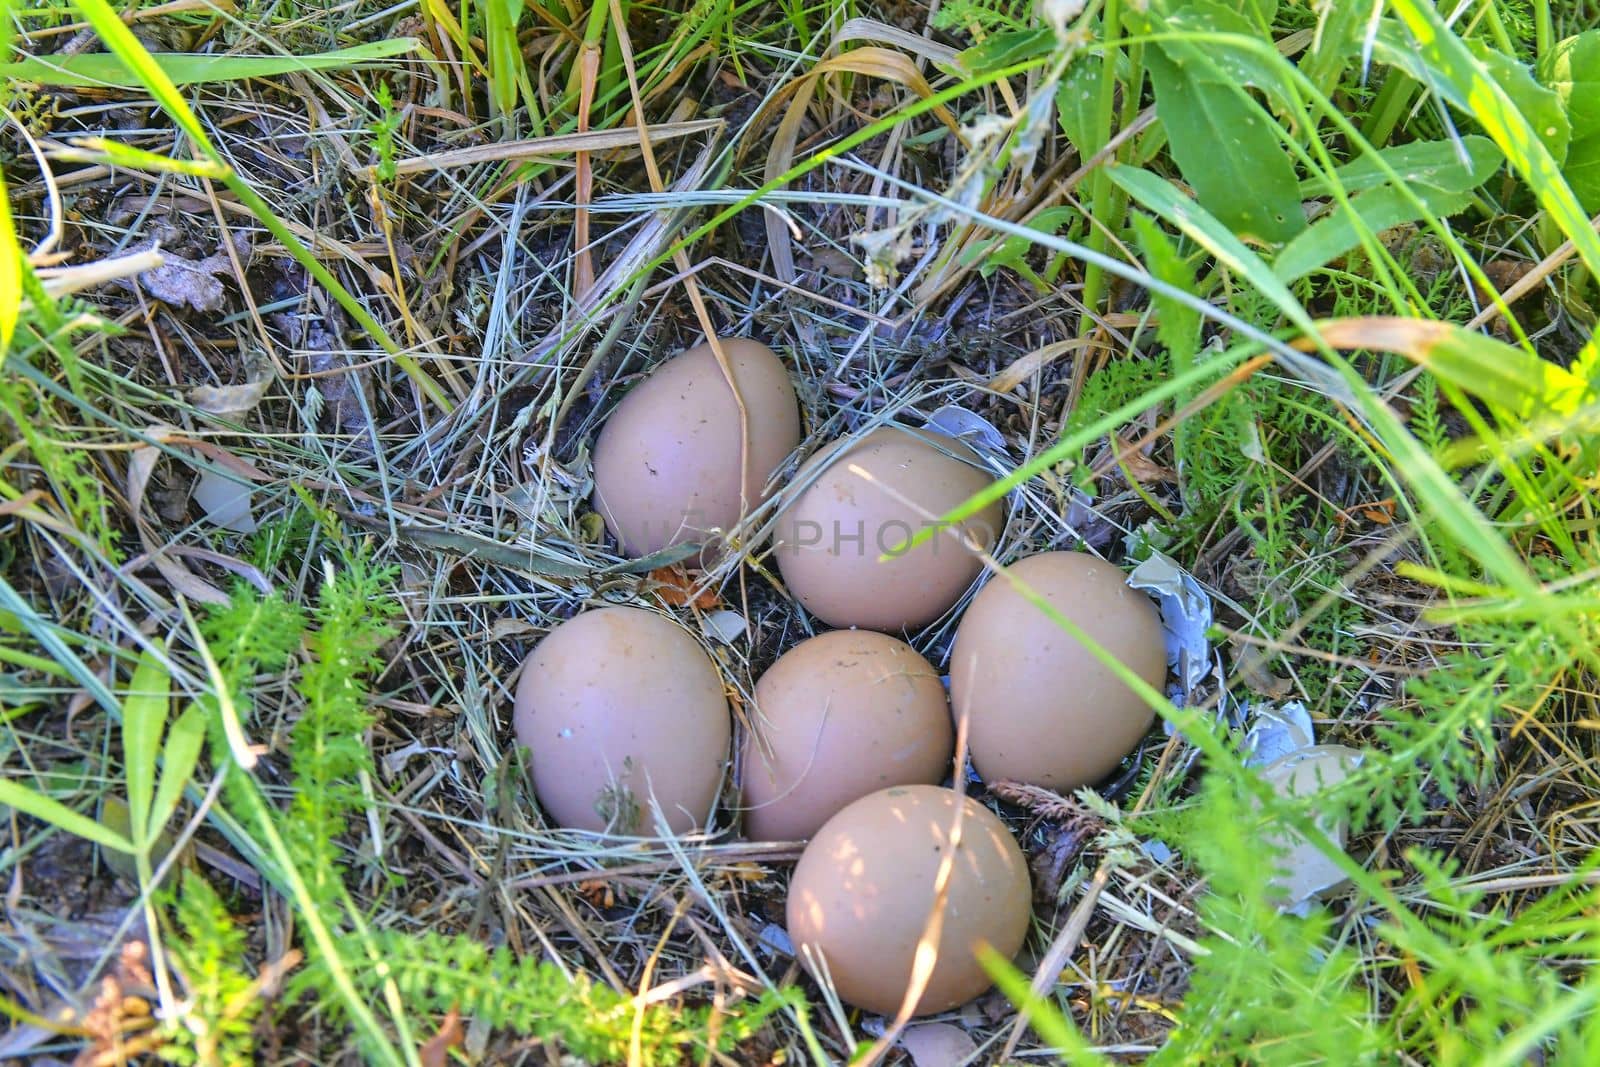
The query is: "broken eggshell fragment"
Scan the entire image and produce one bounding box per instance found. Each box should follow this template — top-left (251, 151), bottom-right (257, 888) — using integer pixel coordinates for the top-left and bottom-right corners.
top-left (512, 606), bottom-right (730, 835)
top-left (1257, 744), bottom-right (1363, 909)
top-left (193, 469), bottom-right (259, 533)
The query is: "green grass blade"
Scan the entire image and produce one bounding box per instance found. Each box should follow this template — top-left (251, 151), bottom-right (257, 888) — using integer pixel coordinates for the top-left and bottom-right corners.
top-left (1314, 317), bottom-right (1594, 418)
top-left (1108, 162), bottom-right (1308, 320)
top-left (0, 165), bottom-right (17, 353)
top-left (0, 575), bottom-right (120, 715)
top-left (1386, 0), bottom-right (1600, 277)
top-left (65, 0), bottom-right (446, 410)
top-left (979, 945), bottom-right (1112, 1063)
top-left (1, 39), bottom-right (419, 89)
top-left (0, 779), bottom-right (135, 853)
top-left (1274, 182), bottom-right (1479, 282)
top-left (51, 138), bottom-right (231, 178)
top-left (121, 646), bottom-right (171, 846)
top-left (68, 0), bottom-right (212, 146)
top-left (148, 702), bottom-right (206, 845)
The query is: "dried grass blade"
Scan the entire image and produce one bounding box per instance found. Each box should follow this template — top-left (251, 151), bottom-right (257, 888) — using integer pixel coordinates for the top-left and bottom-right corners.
top-left (755, 47), bottom-right (964, 283)
top-left (127, 435), bottom-right (231, 606)
top-left (390, 119), bottom-right (722, 175)
top-left (989, 338), bottom-right (1102, 393)
top-left (833, 17), bottom-right (960, 68)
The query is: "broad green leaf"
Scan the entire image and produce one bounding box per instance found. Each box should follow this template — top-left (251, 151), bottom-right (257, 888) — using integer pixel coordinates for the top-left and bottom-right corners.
top-left (1277, 140), bottom-right (1503, 281)
top-left (1572, 334), bottom-right (1599, 386)
top-left (1110, 163), bottom-right (1305, 317)
top-left (0, 166), bottom-right (17, 353)
top-left (1142, 4), bottom-right (1304, 244)
top-left (0, 779), bottom-right (136, 853)
top-left (957, 27), bottom-right (1053, 76)
top-left (1055, 55), bottom-right (1104, 159)
top-left (1541, 31), bottom-right (1600, 211)
top-left (1302, 0), bottom-right (1366, 96)
top-left (1274, 184), bottom-right (1476, 282)
top-left (122, 646), bottom-right (171, 844)
top-left (0, 39), bottom-right (419, 89)
top-left (1379, 2), bottom-right (1600, 279)
top-left (1465, 38), bottom-right (1570, 163)
top-left (1298, 136), bottom-right (1504, 198)
top-left (962, 206), bottom-right (1077, 276)
top-left (1375, 21), bottom-right (1569, 163)
top-left (1153, 0), bottom-right (1293, 105)
top-left (1145, 49), bottom-right (1304, 244)
top-left (148, 703), bottom-right (206, 846)
top-left (1132, 212), bottom-right (1202, 368)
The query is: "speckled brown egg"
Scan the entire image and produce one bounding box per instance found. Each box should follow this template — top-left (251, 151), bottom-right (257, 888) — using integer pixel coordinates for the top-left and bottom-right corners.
top-left (742, 631), bottom-right (952, 842)
top-left (786, 785), bottom-right (1031, 1017)
top-left (513, 606), bottom-right (730, 835)
top-left (950, 552), bottom-right (1166, 790)
top-left (773, 427), bottom-right (1004, 632)
top-left (592, 337), bottom-right (800, 561)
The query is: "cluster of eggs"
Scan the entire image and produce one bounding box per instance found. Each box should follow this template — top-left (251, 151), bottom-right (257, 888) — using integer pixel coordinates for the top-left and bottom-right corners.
top-left (512, 337), bottom-right (1168, 1017)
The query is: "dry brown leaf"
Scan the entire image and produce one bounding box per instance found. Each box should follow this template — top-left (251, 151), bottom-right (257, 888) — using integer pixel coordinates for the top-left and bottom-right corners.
top-left (988, 338), bottom-right (1100, 393)
top-left (648, 565), bottom-right (720, 609)
top-left (834, 18), bottom-right (961, 67)
top-left (1105, 433), bottom-right (1177, 484)
top-left (417, 1008), bottom-right (463, 1067)
top-left (136, 247), bottom-right (232, 312)
top-left (127, 434), bottom-right (231, 605)
top-left (189, 373), bottom-right (274, 417)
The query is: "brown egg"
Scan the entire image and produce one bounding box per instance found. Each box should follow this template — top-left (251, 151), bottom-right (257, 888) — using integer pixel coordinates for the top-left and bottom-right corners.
top-left (742, 631), bottom-right (953, 842)
top-left (786, 785), bottom-right (1031, 1017)
top-left (513, 607), bottom-right (730, 835)
top-left (950, 552), bottom-right (1166, 790)
top-left (773, 427), bottom-right (1004, 632)
top-left (592, 337), bottom-right (800, 561)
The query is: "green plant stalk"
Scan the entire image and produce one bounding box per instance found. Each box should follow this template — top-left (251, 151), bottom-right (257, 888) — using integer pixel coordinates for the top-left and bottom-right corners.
top-left (1078, 0), bottom-right (1126, 336)
top-left (1478, 0), bottom-right (1517, 57)
top-left (1532, 0), bottom-right (1553, 61)
top-left (0, 642), bottom-right (74, 677)
top-left (227, 766), bottom-right (411, 1067)
top-left (1360, 68), bottom-right (1418, 148)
